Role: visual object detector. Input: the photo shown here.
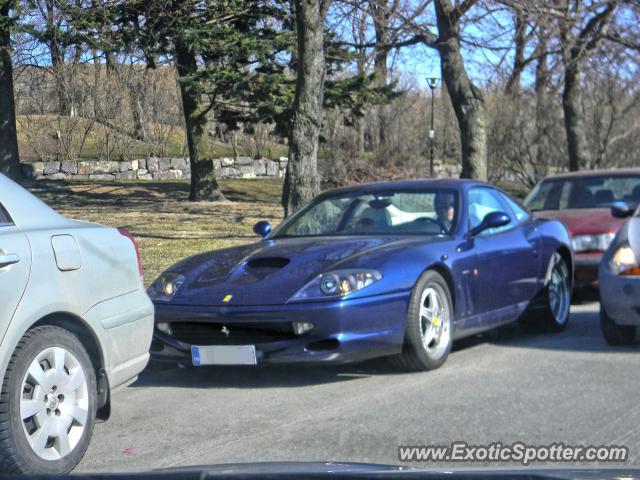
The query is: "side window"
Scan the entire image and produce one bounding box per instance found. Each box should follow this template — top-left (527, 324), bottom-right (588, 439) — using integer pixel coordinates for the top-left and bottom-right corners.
top-left (498, 192), bottom-right (529, 223)
top-left (0, 203), bottom-right (13, 226)
top-left (468, 188), bottom-right (514, 235)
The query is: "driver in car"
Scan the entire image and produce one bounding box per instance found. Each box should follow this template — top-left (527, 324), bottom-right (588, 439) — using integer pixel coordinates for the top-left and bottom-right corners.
top-left (435, 192), bottom-right (456, 233)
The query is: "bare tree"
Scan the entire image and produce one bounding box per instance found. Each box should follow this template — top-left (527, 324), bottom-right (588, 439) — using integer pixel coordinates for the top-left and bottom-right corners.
top-left (21, 0), bottom-right (78, 115)
top-left (558, 0), bottom-right (617, 171)
top-left (352, 5), bottom-right (368, 154)
top-left (282, 0), bottom-right (332, 216)
top-left (433, 0), bottom-right (487, 180)
top-left (504, 8), bottom-right (536, 95)
top-left (370, 0), bottom-right (399, 152)
top-left (0, 2), bottom-right (19, 180)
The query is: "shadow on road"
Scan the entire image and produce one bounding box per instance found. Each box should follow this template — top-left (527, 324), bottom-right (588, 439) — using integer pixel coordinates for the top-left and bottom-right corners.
top-left (455, 304), bottom-right (640, 353)
top-left (133, 356), bottom-right (405, 389)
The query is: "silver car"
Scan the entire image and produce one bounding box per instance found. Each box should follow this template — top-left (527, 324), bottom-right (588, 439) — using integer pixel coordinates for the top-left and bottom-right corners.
top-left (599, 202), bottom-right (640, 345)
top-left (0, 174), bottom-right (154, 473)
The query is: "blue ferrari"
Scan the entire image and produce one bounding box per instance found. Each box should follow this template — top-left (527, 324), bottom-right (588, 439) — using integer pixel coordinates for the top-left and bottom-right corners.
top-left (149, 179), bottom-right (573, 371)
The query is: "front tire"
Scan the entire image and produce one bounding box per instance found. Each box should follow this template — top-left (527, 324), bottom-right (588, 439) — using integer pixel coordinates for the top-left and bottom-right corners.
top-left (392, 270), bottom-right (453, 371)
top-left (600, 307), bottom-right (636, 346)
top-left (0, 326), bottom-right (97, 474)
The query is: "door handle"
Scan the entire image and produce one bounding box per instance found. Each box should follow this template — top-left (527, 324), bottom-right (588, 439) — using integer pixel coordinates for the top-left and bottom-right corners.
top-left (0, 254), bottom-right (20, 268)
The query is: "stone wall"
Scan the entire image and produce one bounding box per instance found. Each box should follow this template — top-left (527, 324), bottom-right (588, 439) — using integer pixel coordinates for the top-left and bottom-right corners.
top-left (20, 156), bottom-right (289, 181)
top-left (433, 163), bottom-right (462, 179)
top-left (21, 156), bottom-right (463, 182)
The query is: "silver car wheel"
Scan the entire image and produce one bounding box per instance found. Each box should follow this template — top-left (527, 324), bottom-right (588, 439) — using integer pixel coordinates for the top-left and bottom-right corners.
top-left (548, 255), bottom-right (570, 326)
top-left (419, 286), bottom-right (451, 360)
top-left (20, 346), bottom-right (89, 461)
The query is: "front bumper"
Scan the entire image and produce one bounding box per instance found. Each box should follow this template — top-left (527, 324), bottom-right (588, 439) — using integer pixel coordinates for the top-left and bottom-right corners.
top-left (573, 252), bottom-right (603, 287)
top-left (150, 291), bottom-right (410, 365)
top-left (599, 265), bottom-right (640, 326)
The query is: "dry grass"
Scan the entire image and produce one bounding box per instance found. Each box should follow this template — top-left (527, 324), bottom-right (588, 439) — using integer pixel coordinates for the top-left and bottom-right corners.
top-left (17, 115), bottom-right (289, 161)
top-left (25, 179), bottom-right (284, 285)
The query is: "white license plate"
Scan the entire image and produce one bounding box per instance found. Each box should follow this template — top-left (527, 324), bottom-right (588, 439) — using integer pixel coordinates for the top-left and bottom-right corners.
top-left (191, 345), bottom-right (257, 366)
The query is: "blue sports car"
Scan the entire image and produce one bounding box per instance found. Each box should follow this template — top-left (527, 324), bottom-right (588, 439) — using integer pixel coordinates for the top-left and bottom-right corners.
top-left (149, 180), bottom-right (573, 371)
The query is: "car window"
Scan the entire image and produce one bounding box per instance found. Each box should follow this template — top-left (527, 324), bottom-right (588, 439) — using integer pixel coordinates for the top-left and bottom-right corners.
top-left (524, 181), bottom-right (569, 211)
top-left (0, 203), bottom-right (13, 226)
top-left (468, 188), bottom-right (514, 235)
top-left (275, 189), bottom-right (459, 237)
top-left (498, 192), bottom-right (529, 223)
top-left (525, 175), bottom-right (640, 211)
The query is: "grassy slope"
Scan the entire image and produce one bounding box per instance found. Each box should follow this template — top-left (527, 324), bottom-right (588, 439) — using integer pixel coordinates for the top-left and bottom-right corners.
top-left (25, 179), bottom-right (284, 285)
top-left (17, 115), bottom-right (288, 161)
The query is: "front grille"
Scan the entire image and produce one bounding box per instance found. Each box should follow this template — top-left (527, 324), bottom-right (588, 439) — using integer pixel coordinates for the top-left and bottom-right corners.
top-left (168, 321), bottom-right (297, 346)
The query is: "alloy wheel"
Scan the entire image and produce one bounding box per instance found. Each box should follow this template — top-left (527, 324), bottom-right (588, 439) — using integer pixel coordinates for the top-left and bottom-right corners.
top-left (20, 346), bottom-right (89, 461)
top-left (419, 286), bottom-right (451, 360)
top-left (548, 256), bottom-right (570, 326)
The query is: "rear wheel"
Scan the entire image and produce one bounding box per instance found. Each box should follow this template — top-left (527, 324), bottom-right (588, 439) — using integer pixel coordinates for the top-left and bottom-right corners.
top-left (521, 252), bottom-right (571, 332)
top-left (392, 270), bottom-right (453, 371)
top-left (0, 326), bottom-right (96, 474)
top-left (600, 307), bottom-right (636, 346)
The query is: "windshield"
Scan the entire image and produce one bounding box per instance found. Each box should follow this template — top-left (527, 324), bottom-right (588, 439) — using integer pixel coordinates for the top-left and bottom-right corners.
top-left (524, 175), bottom-right (640, 211)
top-left (273, 189), bottom-right (459, 237)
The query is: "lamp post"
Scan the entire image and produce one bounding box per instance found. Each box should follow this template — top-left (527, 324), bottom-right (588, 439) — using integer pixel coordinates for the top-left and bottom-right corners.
top-left (427, 77), bottom-right (439, 177)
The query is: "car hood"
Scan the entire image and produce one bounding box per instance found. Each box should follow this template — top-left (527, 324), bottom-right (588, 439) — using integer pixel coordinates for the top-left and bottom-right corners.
top-left (166, 236), bottom-right (436, 306)
top-left (534, 209), bottom-right (624, 236)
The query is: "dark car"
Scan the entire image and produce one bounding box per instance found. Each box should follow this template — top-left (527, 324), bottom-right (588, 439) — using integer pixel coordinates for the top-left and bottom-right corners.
top-left (524, 168), bottom-right (640, 288)
top-left (149, 179), bottom-right (572, 371)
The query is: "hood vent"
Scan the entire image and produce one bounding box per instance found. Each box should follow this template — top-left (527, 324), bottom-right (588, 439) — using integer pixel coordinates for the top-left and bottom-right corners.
top-left (246, 257), bottom-right (290, 270)
top-left (229, 257), bottom-right (291, 285)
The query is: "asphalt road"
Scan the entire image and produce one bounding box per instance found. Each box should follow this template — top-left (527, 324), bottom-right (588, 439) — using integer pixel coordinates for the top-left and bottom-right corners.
top-left (78, 301), bottom-right (640, 473)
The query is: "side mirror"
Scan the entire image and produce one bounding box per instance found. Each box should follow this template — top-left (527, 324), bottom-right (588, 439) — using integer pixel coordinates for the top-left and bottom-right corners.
top-left (611, 201), bottom-right (633, 219)
top-left (253, 221), bottom-right (271, 238)
top-left (470, 211), bottom-right (511, 236)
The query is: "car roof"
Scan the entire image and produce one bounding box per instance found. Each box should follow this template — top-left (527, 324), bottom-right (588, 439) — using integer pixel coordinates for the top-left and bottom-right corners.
top-left (322, 178), bottom-right (490, 196)
top-left (541, 168), bottom-right (640, 181)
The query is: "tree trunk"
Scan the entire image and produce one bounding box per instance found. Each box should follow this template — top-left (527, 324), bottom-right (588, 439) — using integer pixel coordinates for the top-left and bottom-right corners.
top-left (354, 12), bottom-right (367, 155)
top-left (130, 73), bottom-right (148, 142)
top-left (50, 46), bottom-right (71, 116)
top-left (131, 98), bottom-right (147, 141)
top-left (505, 11), bottom-right (525, 95)
top-left (175, 39), bottom-right (225, 202)
top-left (0, 6), bottom-right (20, 181)
top-left (534, 27), bottom-right (550, 176)
top-left (434, 0), bottom-right (487, 181)
top-left (282, 0), bottom-right (327, 216)
top-left (371, 0), bottom-right (389, 150)
top-left (562, 58), bottom-right (591, 171)
top-left (44, 0), bottom-right (72, 116)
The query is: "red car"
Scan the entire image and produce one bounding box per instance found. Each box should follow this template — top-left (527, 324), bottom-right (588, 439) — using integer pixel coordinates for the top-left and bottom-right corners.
top-left (524, 168), bottom-right (640, 288)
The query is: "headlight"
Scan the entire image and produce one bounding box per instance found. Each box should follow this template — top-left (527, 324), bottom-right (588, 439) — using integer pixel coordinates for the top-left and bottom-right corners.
top-left (610, 245), bottom-right (640, 276)
top-left (571, 233), bottom-right (615, 253)
top-left (290, 269), bottom-right (382, 302)
top-left (147, 273), bottom-right (186, 302)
